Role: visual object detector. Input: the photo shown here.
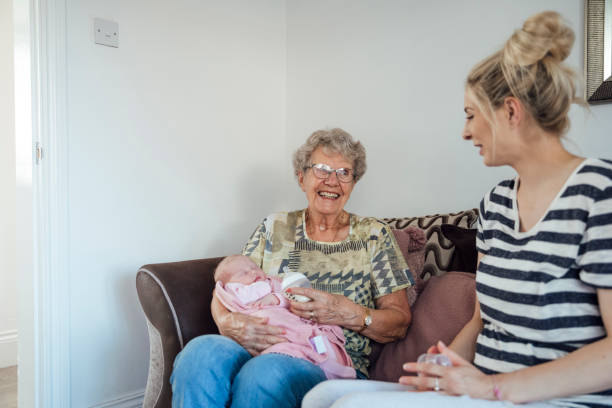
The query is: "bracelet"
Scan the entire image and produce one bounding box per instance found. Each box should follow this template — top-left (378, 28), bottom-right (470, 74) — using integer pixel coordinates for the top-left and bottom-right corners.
top-left (493, 384), bottom-right (502, 401)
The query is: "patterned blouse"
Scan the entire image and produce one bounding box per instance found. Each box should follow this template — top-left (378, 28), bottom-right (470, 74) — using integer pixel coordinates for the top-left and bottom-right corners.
top-left (242, 209), bottom-right (413, 377)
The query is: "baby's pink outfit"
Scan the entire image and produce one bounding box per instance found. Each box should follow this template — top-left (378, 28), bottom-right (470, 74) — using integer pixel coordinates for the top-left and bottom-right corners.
top-left (215, 278), bottom-right (356, 379)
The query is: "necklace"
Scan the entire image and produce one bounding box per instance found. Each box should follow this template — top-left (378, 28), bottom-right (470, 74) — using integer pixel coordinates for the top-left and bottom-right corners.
top-left (305, 209), bottom-right (349, 241)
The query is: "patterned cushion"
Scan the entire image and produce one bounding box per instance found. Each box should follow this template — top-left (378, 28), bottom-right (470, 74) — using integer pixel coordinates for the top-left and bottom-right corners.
top-left (392, 227), bottom-right (426, 307)
top-left (382, 209), bottom-right (479, 281)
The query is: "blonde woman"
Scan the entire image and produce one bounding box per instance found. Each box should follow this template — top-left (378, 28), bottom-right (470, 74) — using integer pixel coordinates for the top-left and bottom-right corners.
top-left (303, 11), bottom-right (612, 408)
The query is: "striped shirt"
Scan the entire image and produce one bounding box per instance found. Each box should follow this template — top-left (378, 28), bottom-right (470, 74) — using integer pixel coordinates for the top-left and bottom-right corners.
top-left (474, 158), bottom-right (612, 408)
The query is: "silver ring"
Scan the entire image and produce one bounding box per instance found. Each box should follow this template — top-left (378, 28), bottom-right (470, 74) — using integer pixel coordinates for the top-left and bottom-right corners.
top-left (310, 311), bottom-right (315, 319)
top-left (433, 377), bottom-right (440, 392)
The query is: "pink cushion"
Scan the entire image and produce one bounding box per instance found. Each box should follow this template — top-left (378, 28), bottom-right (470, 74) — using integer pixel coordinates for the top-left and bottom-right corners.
top-left (369, 272), bottom-right (476, 382)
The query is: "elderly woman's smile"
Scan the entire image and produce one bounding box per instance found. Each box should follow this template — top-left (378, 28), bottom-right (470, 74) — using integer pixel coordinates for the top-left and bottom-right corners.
top-left (299, 146), bottom-right (355, 219)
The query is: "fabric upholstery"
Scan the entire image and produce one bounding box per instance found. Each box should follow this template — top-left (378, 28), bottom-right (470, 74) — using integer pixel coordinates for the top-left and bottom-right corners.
top-left (369, 272), bottom-right (476, 382)
top-left (383, 209), bottom-right (478, 280)
top-left (143, 319), bottom-right (164, 408)
top-left (136, 257), bottom-right (223, 408)
top-left (391, 227), bottom-right (426, 306)
top-left (441, 224), bottom-right (478, 273)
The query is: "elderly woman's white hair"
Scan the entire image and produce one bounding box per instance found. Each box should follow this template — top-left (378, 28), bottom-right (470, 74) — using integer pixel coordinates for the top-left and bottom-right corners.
top-left (292, 128), bottom-right (367, 183)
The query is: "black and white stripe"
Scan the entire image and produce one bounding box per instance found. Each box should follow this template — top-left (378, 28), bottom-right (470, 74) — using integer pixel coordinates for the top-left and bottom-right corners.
top-left (474, 158), bottom-right (612, 408)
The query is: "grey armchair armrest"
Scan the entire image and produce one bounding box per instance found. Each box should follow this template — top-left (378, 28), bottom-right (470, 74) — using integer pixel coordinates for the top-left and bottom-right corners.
top-left (136, 257), bottom-right (224, 408)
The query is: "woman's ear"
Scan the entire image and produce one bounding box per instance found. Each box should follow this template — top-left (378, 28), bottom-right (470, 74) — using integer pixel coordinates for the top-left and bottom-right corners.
top-left (298, 171), bottom-right (306, 191)
top-left (503, 96), bottom-right (523, 127)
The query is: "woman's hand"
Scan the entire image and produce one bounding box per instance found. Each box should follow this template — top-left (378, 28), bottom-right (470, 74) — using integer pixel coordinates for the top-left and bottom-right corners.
top-left (213, 292), bottom-right (287, 356)
top-left (217, 312), bottom-right (286, 356)
top-left (288, 287), bottom-right (412, 342)
top-left (425, 344), bottom-right (441, 355)
top-left (399, 341), bottom-right (494, 399)
top-left (286, 287), bottom-right (361, 327)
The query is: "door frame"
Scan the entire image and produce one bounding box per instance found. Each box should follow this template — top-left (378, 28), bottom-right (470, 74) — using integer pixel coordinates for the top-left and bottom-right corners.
top-left (17, 0), bottom-right (71, 405)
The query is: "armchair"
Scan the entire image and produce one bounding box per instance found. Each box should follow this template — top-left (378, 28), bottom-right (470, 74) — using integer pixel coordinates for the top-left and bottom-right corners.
top-left (136, 257), bottom-right (223, 408)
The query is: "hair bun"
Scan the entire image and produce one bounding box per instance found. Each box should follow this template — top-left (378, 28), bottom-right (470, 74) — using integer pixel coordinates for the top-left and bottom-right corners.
top-left (504, 11), bottom-right (574, 66)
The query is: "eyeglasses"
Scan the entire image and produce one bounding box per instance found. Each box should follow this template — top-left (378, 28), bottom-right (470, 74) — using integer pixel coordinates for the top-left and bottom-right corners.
top-left (306, 163), bottom-right (354, 183)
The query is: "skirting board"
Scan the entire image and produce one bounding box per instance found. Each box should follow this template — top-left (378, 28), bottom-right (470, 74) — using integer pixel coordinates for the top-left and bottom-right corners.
top-left (89, 389), bottom-right (145, 408)
top-left (0, 330), bottom-right (18, 368)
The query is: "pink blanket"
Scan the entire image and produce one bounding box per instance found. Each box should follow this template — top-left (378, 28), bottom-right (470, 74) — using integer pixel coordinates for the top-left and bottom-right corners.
top-left (214, 279), bottom-right (356, 379)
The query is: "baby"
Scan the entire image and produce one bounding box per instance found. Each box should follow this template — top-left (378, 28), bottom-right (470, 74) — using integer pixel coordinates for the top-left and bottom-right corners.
top-left (214, 255), bottom-right (356, 379)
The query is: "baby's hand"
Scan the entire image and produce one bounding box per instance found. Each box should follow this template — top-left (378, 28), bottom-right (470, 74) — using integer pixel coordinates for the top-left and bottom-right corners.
top-left (254, 294), bottom-right (280, 307)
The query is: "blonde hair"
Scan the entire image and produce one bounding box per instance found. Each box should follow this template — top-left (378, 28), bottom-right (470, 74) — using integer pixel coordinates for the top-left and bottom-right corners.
top-left (467, 11), bottom-right (582, 135)
top-left (293, 128), bottom-right (367, 183)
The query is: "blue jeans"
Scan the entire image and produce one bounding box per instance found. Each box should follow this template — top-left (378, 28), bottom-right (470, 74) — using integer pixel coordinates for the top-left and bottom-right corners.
top-left (170, 334), bottom-right (327, 408)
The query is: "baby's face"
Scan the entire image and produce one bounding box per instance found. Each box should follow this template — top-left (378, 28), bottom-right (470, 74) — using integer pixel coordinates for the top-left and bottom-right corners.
top-left (225, 257), bottom-right (267, 285)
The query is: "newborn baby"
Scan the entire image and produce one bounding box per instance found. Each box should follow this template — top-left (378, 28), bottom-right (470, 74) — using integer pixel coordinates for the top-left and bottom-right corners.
top-left (214, 255), bottom-right (356, 379)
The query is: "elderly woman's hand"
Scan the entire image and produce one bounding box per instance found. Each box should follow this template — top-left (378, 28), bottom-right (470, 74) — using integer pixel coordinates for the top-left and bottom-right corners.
top-left (287, 287), bottom-right (362, 328)
top-left (217, 311), bottom-right (287, 356)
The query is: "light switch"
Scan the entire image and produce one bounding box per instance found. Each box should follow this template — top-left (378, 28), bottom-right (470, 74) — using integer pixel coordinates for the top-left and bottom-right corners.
top-left (94, 18), bottom-right (119, 48)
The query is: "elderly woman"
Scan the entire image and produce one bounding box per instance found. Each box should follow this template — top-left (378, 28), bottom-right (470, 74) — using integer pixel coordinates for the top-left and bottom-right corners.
top-left (170, 128), bottom-right (413, 408)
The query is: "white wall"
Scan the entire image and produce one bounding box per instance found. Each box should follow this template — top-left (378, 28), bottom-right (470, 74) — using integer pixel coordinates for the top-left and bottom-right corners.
top-left (286, 0), bottom-right (612, 218)
top-left (65, 0), bottom-right (286, 405)
top-left (0, 0), bottom-right (18, 369)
